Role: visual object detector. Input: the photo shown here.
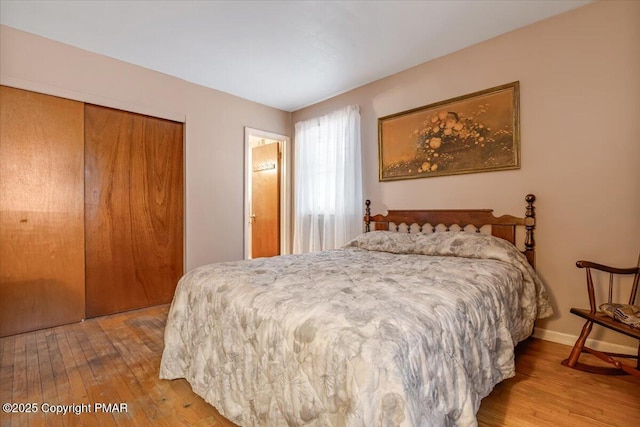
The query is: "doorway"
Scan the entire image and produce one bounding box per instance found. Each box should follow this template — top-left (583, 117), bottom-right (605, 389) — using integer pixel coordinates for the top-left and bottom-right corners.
top-left (244, 127), bottom-right (290, 259)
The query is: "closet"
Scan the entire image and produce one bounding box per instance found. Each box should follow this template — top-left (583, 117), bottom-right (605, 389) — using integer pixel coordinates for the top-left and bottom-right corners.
top-left (0, 86), bottom-right (183, 336)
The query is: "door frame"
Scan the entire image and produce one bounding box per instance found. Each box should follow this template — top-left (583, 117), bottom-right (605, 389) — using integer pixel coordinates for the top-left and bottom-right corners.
top-left (244, 127), bottom-right (291, 259)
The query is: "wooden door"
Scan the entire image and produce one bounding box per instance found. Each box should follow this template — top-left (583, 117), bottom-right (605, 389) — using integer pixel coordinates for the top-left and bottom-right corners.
top-left (0, 86), bottom-right (85, 337)
top-left (251, 143), bottom-right (280, 258)
top-left (84, 104), bottom-right (183, 318)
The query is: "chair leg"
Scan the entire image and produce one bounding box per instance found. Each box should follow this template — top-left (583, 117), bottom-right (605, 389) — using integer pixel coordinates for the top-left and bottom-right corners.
top-left (562, 320), bottom-right (638, 375)
top-left (562, 320), bottom-right (593, 368)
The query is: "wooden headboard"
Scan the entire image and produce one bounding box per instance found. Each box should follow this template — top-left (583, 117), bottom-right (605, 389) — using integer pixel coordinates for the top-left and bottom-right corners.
top-left (364, 194), bottom-right (536, 267)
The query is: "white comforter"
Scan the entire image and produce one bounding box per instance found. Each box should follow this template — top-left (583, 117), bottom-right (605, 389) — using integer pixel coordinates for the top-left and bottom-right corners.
top-left (160, 231), bottom-right (552, 426)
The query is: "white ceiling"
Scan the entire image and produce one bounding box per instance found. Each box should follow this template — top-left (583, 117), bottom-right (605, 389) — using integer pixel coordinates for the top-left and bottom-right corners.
top-left (0, 0), bottom-right (591, 112)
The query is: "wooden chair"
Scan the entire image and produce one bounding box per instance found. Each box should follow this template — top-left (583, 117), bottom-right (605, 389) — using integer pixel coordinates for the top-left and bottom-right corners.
top-left (561, 255), bottom-right (640, 377)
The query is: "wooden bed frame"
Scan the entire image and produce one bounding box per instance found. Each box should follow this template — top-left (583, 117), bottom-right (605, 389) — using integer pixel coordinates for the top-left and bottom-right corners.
top-left (364, 194), bottom-right (537, 267)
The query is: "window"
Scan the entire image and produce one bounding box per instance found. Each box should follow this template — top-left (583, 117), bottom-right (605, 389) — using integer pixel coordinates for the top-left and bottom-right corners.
top-left (293, 105), bottom-right (362, 253)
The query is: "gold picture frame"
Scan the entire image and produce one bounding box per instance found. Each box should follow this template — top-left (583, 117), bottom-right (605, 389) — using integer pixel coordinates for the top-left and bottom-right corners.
top-left (378, 81), bottom-right (520, 181)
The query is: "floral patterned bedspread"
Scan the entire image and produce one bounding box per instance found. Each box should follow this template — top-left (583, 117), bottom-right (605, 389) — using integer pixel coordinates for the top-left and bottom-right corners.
top-left (160, 231), bottom-right (552, 426)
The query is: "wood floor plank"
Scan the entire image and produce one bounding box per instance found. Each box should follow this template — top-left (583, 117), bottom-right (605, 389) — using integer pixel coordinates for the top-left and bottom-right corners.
top-left (66, 322), bottom-right (116, 427)
top-left (0, 335), bottom-right (14, 427)
top-left (100, 310), bottom-right (217, 425)
top-left (0, 334), bottom-right (14, 405)
top-left (25, 333), bottom-right (46, 427)
top-left (52, 323), bottom-right (100, 427)
top-left (11, 335), bottom-right (26, 390)
top-left (76, 319), bottom-right (143, 427)
top-left (95, 317), bottom-right (166, 424)
top-left (34, 330), bottom-right (62, 427)
top-left (478, 338), bottom-right (640, 426)
top-left (43, 331), bottom-right (68, 401)
top-left (43, 329), bottom-right (73, 427)
top-left (1, 304), bottom-right (638, 427)
top-left (76, 320), bottom-right (140, 427)
top-left (91, 316), bottom-right (167, 426)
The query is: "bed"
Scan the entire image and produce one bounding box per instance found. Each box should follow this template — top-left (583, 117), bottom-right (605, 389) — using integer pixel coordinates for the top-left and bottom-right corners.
top-left (160, 194), bottom-right (552, 426)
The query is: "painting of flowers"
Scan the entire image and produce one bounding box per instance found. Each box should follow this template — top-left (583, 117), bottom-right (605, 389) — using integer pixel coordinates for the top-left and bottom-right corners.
top-left (378, 82), bottom-right (520, 181)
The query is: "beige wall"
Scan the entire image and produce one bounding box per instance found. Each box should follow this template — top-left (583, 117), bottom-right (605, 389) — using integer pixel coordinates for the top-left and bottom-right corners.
top-left (292, 1), bottom-right (640, 348)
top-left (0, 25), bottom-right (291, 272)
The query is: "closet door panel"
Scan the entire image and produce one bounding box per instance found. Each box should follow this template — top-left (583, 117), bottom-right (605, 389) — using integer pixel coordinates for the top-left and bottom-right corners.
top-left (0, 86), bottom-right (85, 337)
top-left (84, 105), bottom-right (183, 318)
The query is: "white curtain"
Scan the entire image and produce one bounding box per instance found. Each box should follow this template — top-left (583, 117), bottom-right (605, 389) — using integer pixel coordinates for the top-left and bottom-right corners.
top-left (293, 105), bottom-right (363, 253)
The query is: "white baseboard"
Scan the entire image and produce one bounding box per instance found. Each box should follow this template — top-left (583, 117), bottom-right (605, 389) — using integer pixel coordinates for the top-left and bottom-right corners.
top-left (533, 327), bottom-right (637, 355)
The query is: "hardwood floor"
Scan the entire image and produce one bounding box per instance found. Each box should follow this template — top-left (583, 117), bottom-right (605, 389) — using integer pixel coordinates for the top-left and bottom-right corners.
top-left (1, 305), bottom-right (638, 426)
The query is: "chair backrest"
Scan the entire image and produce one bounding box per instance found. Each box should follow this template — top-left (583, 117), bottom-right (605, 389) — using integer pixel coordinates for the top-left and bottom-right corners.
top-left (610, 254), bottom-right (639, 306)
top-left (632, 253), bottom-right (640, 305)
top-left (578, 255), bottom-right (640, 312)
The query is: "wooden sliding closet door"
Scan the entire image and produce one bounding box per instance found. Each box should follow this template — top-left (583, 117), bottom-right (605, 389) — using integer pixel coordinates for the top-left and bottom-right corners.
top-left (0, 86), bottom-right (85, 337)
top-left (84, 105), bottom-right (183, 318)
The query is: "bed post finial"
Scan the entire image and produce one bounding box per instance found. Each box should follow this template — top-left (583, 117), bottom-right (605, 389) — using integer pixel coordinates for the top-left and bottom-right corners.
top-left (524, 194), bottom-right (536, 266)
top-left (365, 200), bottom-right (371, 232)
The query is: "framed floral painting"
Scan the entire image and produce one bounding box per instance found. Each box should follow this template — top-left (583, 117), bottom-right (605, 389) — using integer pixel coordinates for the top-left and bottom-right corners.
top-left (378, 82), bottom-right (520, 181)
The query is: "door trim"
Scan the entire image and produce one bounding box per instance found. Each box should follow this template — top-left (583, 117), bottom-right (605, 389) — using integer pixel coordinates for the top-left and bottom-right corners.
top-left (244, 127), bottom-right (290, 259)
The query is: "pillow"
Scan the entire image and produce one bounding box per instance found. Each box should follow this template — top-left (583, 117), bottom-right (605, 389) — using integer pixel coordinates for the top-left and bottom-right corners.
top-left (345, 230), bottom-right (421, 254)
top-left (346, 230), bottom-right (553, 320)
